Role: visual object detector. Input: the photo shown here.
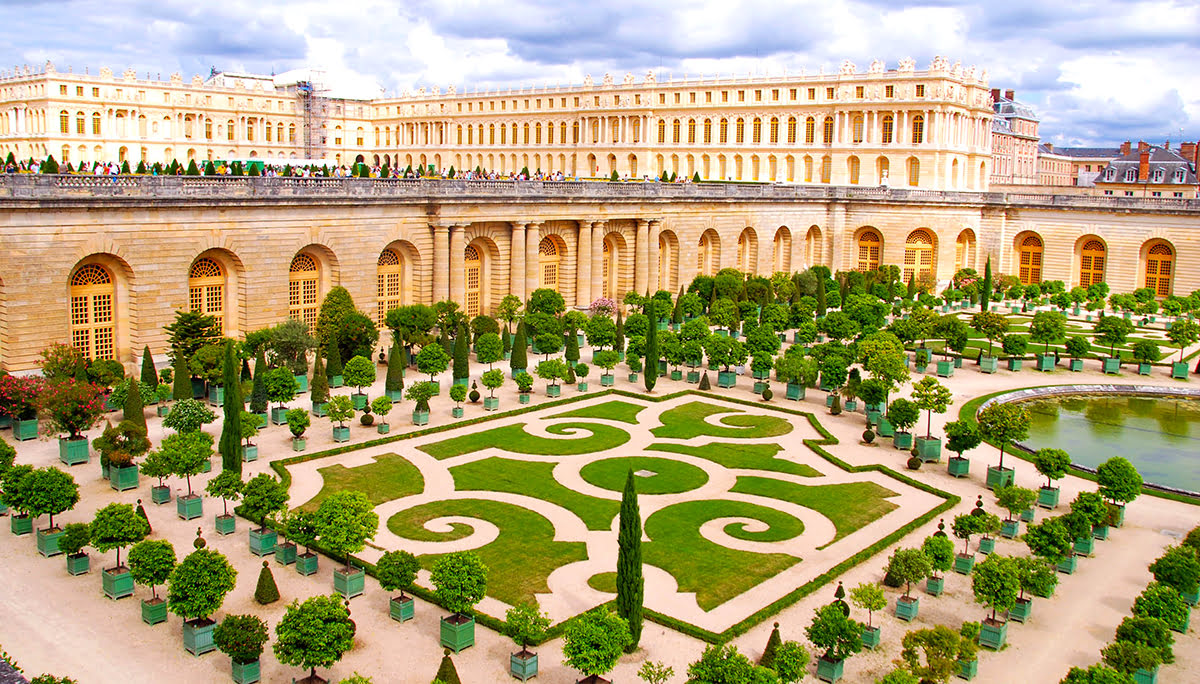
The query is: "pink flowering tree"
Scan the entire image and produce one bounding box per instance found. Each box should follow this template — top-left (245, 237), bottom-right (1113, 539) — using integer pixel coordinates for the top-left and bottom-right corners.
top-left (589, 297), bottom-right (616, 318)
top-left (0, 375), bottom-right (45, 421)
top-left (38, 379), bottom-right (107, 439)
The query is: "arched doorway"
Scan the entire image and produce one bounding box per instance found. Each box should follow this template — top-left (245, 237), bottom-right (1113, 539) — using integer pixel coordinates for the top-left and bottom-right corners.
top-left (377, 248), bottom-right (403, 326)
top-left (856, 230), bottom-right (881, 272)
top-left (288, 253), bottom-right (320, 328)
top-left (805, 226), bottom-right (822, 267)
top-left (736, 228), bottom-right (757, 274)
top-left (698, 230), bottom-right (720, 276)
top-left (464, 245), bottom-right (483, 316)
top-left (1145, 242), bottom-right (1174, 297)
top-left (773, 227), bottom-right (792, 273)
top-left (1017, 234), bottom-right (1043, 284)
top-left (539, 235), bottom-right (562, 290)
top-left (1079, 240), bottom-right (1106, 288)
top-left (658, 230), bottom-right (679, 293)
top-left (188, 257), bottom-right (226, 334)
top-left (955, 230), bottom-right (976, 272)
top-left (69, 263), bottom-right (115, 360)
top-left (903, 229), bottom-right (936, 285)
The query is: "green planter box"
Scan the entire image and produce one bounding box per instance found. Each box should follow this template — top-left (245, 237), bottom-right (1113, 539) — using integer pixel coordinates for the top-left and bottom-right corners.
top-left (753, 381), bottom-right (768, 395)
top-left (916, 436), bottom-right (941, 462)
top-left (10, 514), bottom-right (32, 536)
top-left (190, 378), bottom-right (206, 399)
top-left (916, 348), bottom-right (933, 364)
top-left (1057, 555), bottom-right (1078, 574)
top-left (518, 394), bottom-right (531, 405)
top-left (1112, 505), bottom-right (1126, 528)
top-left (844, 399), bottom-right (858, 412)
top-left (1138, 363), bottom-right (1153, 376)
top-left (600, 374), bottom-right (615, 386)
top-left (208, 385), bottom-right (225, 406)
top-left (1038, 487), bottom-right (1060, 509)
top-left (249, 528), bottom-right (277, 557)
top-left (1037, 354), bottom-right (1056, 372)
top-left (412, 410), bottom-right (430, 425)
top-left (958, 658), bottom-right (979, 680)
top-left (1020, 508), bottom-right (1035, 523)
top-left (892, 432), bottom-right (913, 450)
top-left (895, 596), bottom-right (920, 622)
top-left (13, 418), bottom-right (38, 441)
top-left (329, 374), bottom-right (344, 388)
top-left (295, 552), bottom-right (319, 576)
top-left (183, 618), bottom-right (217, 656)
top-left (948, 457), bottom-right (970, 478)
top-left (1183, 588), bottom-right (1199, 606)
top-left (985, 466), bottom-right (1014, 490)
top-left (215, 514), bottom-right (236, 536)
top-left (1006, 358), bottom-right (1023, 372)
top-left (386, 389), bottom-right (404, 401)
top-left (157, 404), bottom-right (171, 417)
top-left (926, 575), bottom-right (944, 596)
top-left (1103, 357), bottom-right (1121, 374)
top-left (352, 393), bottom-right (368, 410)
top-left (275, 541), bottom-right (297, 566)
top-left (334, 567), bottom-right (366, 599)
top-left (547, 385), bottom-right (561, 397)
top-left (978, 620), bottom-right (1008, 650)
top-left (231, 659), bottom-right (261, 684)
top-left (1069, 358), bottom-right (1084, 372)
top-left (577, 382), bottom-right (589, 392)
top-left (201, 458), bottom-right (212, 473)
top-left (293, 375), bottom-right (308, 392)
top-left (815, 656), bottom-right (845, 683)
top-left (627, 373), bottom-right (639, 383)
top-left (1093, 524), bottom-right (1109, 541)
top-left (1074, 536), bottom-right (1094, 556)
top-left (440, 614), bottom-right (476, 653)
top-left (252, 412), bottom-right (268, 428)
top-left (717, 371), bottom-right (737, 388)
top-left (687, 370), bottom-right (701, 383)
top-left (954, 356), bottom-right (964, 368)
top-left (785, 383), bottom-right (805, 401)
top-left (270, 407), bottom-right (289, 425)
top-left (510, 652), bottom-right (539, 682)
top-left (142, 598), bottom-right (168, 625)
top-left (332, 426), bottom-right (351, 443)
top-left (670, 370), bottom-right (682, 381)
top-left (109, 464), bottom-right (139, 491)
top-left (980, 356), bottom-right (999, 374)
top-left (876, 417), bottom-right (895, 438)
top-left (66, 553), bottom-right (90, 575)
top-left (37, 527), bottom-right (65, 557)
top-left (936, 360), bottom-right (955, 377)
top-left (979, 537), bottom-right (996, 555)
top-left (1173, 362), bottom-right (1190, 380)
top-left (390, 595), bottom-right (415, 623)
top-left (1133, 665), bottom-right (1159, 684)
top-left (861, 626), bottom-right (881, 649)
top-left (511, 367), bottom-right (527, 379)
top-left (377, 423), bottom-right (391, 434)
top-left (242, 444), bottom-right (258, 462)
top-left (58, 437), bottom-right (89, 465)
top-left (0, 414), bottom-right (9, 429)
top-left (102, 567), bottom-right (134, 600)
top-left (292, 437), bottom-right (306, 451)
top-left (451, 407), bottom-right (464, 418)
top-left (1008, 597), bottom-right (1032, 623)
top-left (1000, 519), bottom-right (1021, 538)
top-left (177, 494), bottom-right (203, 520)
top-left (483, 397), bottom-right (500, 411)
top-left (954, 553), bottom-right (975, 575)
top-left (311, 402), bottom-right (327, 418)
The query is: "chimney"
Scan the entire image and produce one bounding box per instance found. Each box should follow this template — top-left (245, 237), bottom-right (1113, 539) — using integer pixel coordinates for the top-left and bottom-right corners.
top-left (1004, 89), bottom-right (1015, 101)
top-left (1120, 141), bottom-right (1131, 156)
top-left (1044, 143), bottom-right (1054, 152)
top-left (1137, 140), bottom-right (1150, 153)
top-left (1182, 142), bottom-right (1199, 168)
top-left (991, 88), bottom-right (1001, 102)
top-left (1138, 149), bottom-right (1150, 181)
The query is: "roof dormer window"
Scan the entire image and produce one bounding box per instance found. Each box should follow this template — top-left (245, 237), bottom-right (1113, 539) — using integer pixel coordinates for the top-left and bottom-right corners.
top-left (1124, 169), bottom-right (1136, 182)
top-left (1174, 169), bottom-right (1185, 183)
top-left (1152, 169), bottom-right (1164, 183)
top-left (1104, 168), bottom-right (1116, 181)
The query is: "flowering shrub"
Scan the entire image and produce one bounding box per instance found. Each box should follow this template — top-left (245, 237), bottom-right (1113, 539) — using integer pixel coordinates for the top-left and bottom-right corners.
top-left (37, 378), bottom-right (106, 438)
top-left (0, 375), bottom-right (45, 420)
top-left (39, 343), bottom-right (88, 382)
top-left (589, 297), bottom-right (616, 317)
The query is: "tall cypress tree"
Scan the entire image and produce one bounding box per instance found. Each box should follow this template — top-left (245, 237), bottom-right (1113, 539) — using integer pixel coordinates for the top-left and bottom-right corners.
top-left (510, 321), bottom-right (528, 372)
top-left (310, 354), bottom-right (329, 406)
top-left (171, 354), bottom-right (190, 401)
top-left (816, 277), bottom-right (827, 316)
top-left (452, 322), bottom-right (470, 382)
top-left (217, 341), bottom-right (243, 474)
top-left (325, 343), bottom-right (344, 381)
top-left (643, 301), bottom-right (659, 392)
top-left (564, 323), bottom-right (580, 364)
top-left (140, 345), bottom-right (157, 387)
top-left (981, 256), bottom-right (992, 313)
top-left (240, 357), bottom-right (252, 383)
top-left (123, 377), bottom-right (146, 434)
top-left (615, 308), bottom-right (625, 353)
top-left (249, 348), bottom-right (268, 415)
top-left (672, 286), bottom-right (684, 325)
top-left (616, 469), bottom-right (644, 651)
top-left (385, 337), bottom-right (404, 395)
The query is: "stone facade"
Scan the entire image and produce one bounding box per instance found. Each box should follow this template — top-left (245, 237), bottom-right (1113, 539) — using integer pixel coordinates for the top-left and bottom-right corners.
top-left (0, 175), bottom-right (1196, 371)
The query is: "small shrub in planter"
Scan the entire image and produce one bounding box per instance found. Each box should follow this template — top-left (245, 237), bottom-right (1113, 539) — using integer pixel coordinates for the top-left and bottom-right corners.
top-left (972, 554), bottom-right (1020, 649)
top-left (432, 551), bottom-right (489, 652)
top-left (995, 485), bottom-right (1038, 538)
top-left (850, 582), bottom-right (886, 648)
top-left (1149, 546), bottom-right (1200, 605)
top-left (377, 549), bottom-right (420, 623)
top-left (922, 534), bottom-right (955, 595)
top-left (449, 383), bottom-right (468, 418)
top-left (168, 545), bottom-right (238, 656)
top-left (481, 369), bottom-right (504, 410)
top-left (315, 490), bottom-right (379, 599)
top-left (58, 522), bottom-right (92, 575)
top-left (21, 466), bottom-right (80, 556)
top-left (406, 381), bottom-right (438, 423)
top-left (128, 539), bottom-right (176, 625)
top-left (1097, 456), bottom-right (1143, 523)
top-left (326, 395), bottom-right (355, 442)
top-left (205, 471), bottom-right (243, 535)
top-left (1033, 447), bottom-right (1070, 509)
top-left (370, 395), bottom-right (393, 433)
top-left (976, 401), bottom-right (1030, 488)
top-left (214, 613), bottom-right (269, 684)
top-left (888, 548), bottom-right (932, 621)
top-left (505, 602), bottom-right (551, 680)
top-left (286, 408), bottom-right (310, 450)
top-left (1134, 582), bottom-right (1191, 633)
top-left (805, 601), bottom-right (864, 682)
top-left (272, 594), bottom-right (355, 682)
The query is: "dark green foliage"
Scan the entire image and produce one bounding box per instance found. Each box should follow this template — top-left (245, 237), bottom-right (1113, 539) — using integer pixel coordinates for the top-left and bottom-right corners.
top-left (310, 354), bottom-right (329, 404)
top-left (140, 346), bottom-right (157, 387)
top-left (698, 371), bottom-right (711, 390)
top-left (643, 301), bottom-right (658, 392)
top-left (123, 377), bottom-right (146, 434)
top-left (249, 349), bottom-right (268, 414)
top-left (615, 309), bottom-right (625, 353)
top-left (254, 560), bottom-right (280, 605)
top-left (165, 310), bottom-right (220, 363)
top-left (218, 341), bottom-right (243, 475)
top-left (510, 321), bottom-right (528, 370)
top-left (816, 277), bottom-right (827, 316)
top-left (434, 650), bottom-right (462, 684)
top-left (385, 337), bottom-right (405, 393)
top-left (616, 470), bottom-right (644, 651)
top-left (981, 257), bottom-right (992, 312)
top-left (759, 622), bottom-right (782, 668)
top-left (325, 343), bottom-right (344, 379)
top-left (452, 322), bottom-right (469, 381)
top-left (185, 159), bottom-right (200, 175)
top-left (170, 352), bottom-right (191, 399)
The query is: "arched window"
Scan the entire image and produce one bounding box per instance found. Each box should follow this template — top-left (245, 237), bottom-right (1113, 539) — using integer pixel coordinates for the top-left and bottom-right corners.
top-left (59, 110), bottom-right (68, 134)
top-left (1079, 240), bottom-right (1105, 288)
top-left (911, 115), bottom-right (924, 144)
top-left (719, 118), bottom-right (728, 144)
top-left (881, 115), bottom-right (894, 144)
top-left (857, 231), bottom-right (881, 272)
top-left (688, 119), bottom-right (696, 144)
top-left (735, 118), bottom-right (745, 144)
top-left (465, 245), bottom-right (482, 316)
top-left (1145, 243), bottom-right (1173, 297)
top-left (773, 228), bottom-right (792, 272)
top-left (377, 249), bottom-right (402, 326)
top-left (907, 157), bottom-right (920, 186)
top-left (822, 117), bottom-right (834, 144)
top-left (805, 117), bottom-right (815, 144)
top-left (658, 119), bottom-right (666, 144)
top-left (955, 231), bottom-right (976, 271)
top-left (658, 234), bottom-right (675, 292)
top-left (672, 119), bottom-right (681, 144)
top-left (70, 264), bottom-right (115, 360)
top-left (703, 119), bottom-right (712, 144)
top-left (752, 117), bottom-right (762, 144)
top-left (288, 253), bottom-right (320, 328)
top-left (805, 226), bottom-right (822, 266)
top-left (903, 229), bottom-right (935, 284)
top-left (188, 257), bottom-right (225, 334)
top-left (769, 117), bottom-right (779, 144)
top-left (602, 238), bottom-right (616, 300)
top-left (92, 113), bottom-right (101, 135)
top-left (539, 236), bottom-right (560, 290)
top-left (847, 156), bottom-right (860, 185)
top-left (1018, 235), bottom-right (1043, 285)
top-left (523, 123), bottom-right (530, 144)
top-left (787, 117), bottom-right (797, 144)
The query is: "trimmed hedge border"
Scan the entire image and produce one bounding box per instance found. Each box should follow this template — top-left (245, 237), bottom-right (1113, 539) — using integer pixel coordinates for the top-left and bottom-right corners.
top-left (252, 386), bottom-right (957, 645)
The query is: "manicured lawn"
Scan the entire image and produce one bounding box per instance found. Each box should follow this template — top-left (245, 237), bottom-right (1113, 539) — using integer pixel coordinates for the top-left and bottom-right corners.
top-left (588, 572), bottom-right (617, 593)
top-left (648, 442), bottom-right (822, 477)
top-left (387, 498), bottom-right (587, 606)
top-left (643, 499), bottom-right (803, 610)
top-left (580, 456), bottom-right (710, 495)
top-left (651, 401), bottom-right (793, 440)
top-left (419, 421), bottom-right (631, 459)
top-left (731, 476), bottom-right (899, 544)
top-left (451, 457), bottom-right (619, 530)
top-left (551, 400), bottom-right (647, 424)
top-left (297, 452), bottom-right (424, 512)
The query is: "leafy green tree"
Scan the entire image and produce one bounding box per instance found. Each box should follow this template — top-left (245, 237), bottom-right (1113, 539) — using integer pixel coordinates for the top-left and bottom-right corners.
top-left (165, 310), bottom-right (220, 363)
top-left (249, 348), bottom-right (269, 414)
top-left (995, 485), bottom-right (1038, 522)
top-left (944, 420), bottom-right (982, 459)
top-left (1133, 582), bottom-right (1190, 632)
top-left (505, 602), bottom-right (551, 656)
top-left (214, 613), bottom-right (270, 665)
top-left (910, 376), bottom-right (952, 438)
top-left (377, 550), bottom-right (419, 599)
top-left (1149, 546), bottom-right (1200, 596)
top-left (971, 555), bottom-right (1020, 622)
top-left (952, 513), bottom-right (984, 555)
top-left (1059, 664), bottom-right (1135, 684)
top-left (416, 343), bottom-right (450, 382)
top-left (1033, 448), bottom-right (1071, 489)
top-left (562, 608), bottom-right (631, 679)
top-left (1132, 339), bottom-right (1161, 364)
top-left (638, 660), bottom-right (675, 684)
top-left (475, 332), bottom-right (502, 369)
top-left (128, 539), bottom-right (176, 600)
top-left (886, 398), bottom-right (919, 434)
top-left (121, 376), bottom-right (147, 434)
top-left (970, 312), bottom-right (1008, 358)
top-left (167, 546), bottom-right (237, 621)
top-left (1166, 319), bottom-right (1200, 362)
top-left (850, 582), bottom-right (887, 629)
top-left (205, 470), bottom-right (243, 517)
top-left (314, 286), bottom-right (357, 350)
top-left (1097, 456), bottom-right (1143, 506)
top-left (273, 594), bottom-right (356, 682)
top-left (805, 602), bottom-right (864, 663)
top-left (900, 625), bottom-right (963, 684)
top-left (430, 551), bottom-right (488, 617)
top-left (1093, 316), bottom-right (1134, 357)
top-left (19, 467), bottom-right (78, 529)
top-left (1101, 641), bottom-right (1161, 676)
top-left (217, 341), bottom-right (243, 474)
top-left (616, 470), bottom-right (644, 651)
top-left (162, 397), bottom-right (217, 433)
top-left (1114, 616), bottom-right (1175, 666)
top-left (342, 355), bottom-right (376, 396)
top-left (975, 402), bottom-right (1030, 472)
top-left (1029, 311), bottom-right (1067, 353)
top-left (240, 473), bottom-right (289, 532)
top-left (315, 490), bottom-right (378, 570)
top-left (326, 342), bottom-right (344, 380)
top-left (90, 502), bottom-right (150, 567)
top-left (922, 535), bottom-right (956, 579)
top-left (888, 548), bottom-right (933, 599)
top-left (158, 431), bottom-right (213, 496)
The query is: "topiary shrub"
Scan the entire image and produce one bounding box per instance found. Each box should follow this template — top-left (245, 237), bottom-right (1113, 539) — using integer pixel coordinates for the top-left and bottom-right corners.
top-left (254, 560), bottom-right (280, 605)
top-left (862, 429), bottom-right (875, 444)
top-left (906, 456), bottom-right (922, 470)
top-left (698, 372), bottom-right (711, 390)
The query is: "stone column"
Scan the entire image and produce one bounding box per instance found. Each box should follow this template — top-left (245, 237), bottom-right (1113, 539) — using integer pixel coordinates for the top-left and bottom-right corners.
top-left (525, 222), bottom-right (541, 298)
top-left (576, 220), bottom-right (592, 307)
top-left (647, 219), bottom-right (661, 293)
top-left (432, 223), bottom-right (449, 303)
top-left (590, 221), bottom-right (605, 302)
top-left (449, 224), bottom-right (465, 308)
top-left (634, 218), bottom-right (649, 295)
top-left (510, 222), bottom-right (526, 302)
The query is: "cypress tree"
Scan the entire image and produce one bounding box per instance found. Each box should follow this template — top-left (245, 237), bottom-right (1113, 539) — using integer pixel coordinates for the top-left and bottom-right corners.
top-left (643, 301), bottom-right (658, 392)
top-left (135, 160), bottom-right (147, 174)
top-left (172, 354), bottom-right (190, 401)
top-left (217, 341), bottom-right (243, 474)
top-left (502, 328), bottom-right (512, 356)
top-left (616, 469), bottom-right (644, 651)
top-left (310, 354), bottom-right (329, 405)
top-left (981, 256), bottom-right (992, 312)
top-left (452, 322), bottom-right (469, 382)
top-left (325, 343), bottom-right (344, 380)
top-left (185, 159), bottom-right (200, 175)
top-left (120, 160), bottom-right (131, 174)
top-left (434, 649), bottom-right (462, 684)
top-left (615, 309), bottom-right (625, 353)
top-left (253, 560), bottom-right (280, 605)
top-left (385, 337), bottom-right (404, 394)
top-left (672, 286), bottom-right (684, 324)
top-left (123, 377), bottom-right (146, 433)
top-left (907, 276), bottom-right (917, 299)
top-left (249, 349), bottom-right (268, 415)
top-left (510, 321), bottom-right (528, 371)
top-left (759, 622), bottom-right (782, 668)
top-left (564, 324), bottom-right (580, 364)
top-left (816, 277), bottom-right (827, 316)
top-left (140, 345), bottom-right (157, 387)
top-left (240, 357), bottom-right (251, 383)
top-left (439, 326), bottom-right (452, 355)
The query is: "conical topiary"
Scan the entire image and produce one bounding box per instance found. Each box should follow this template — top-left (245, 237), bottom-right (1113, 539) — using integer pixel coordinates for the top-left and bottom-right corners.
top-left (124, 377), bottom-right (146, 434)
top-left (136, 499), bottom-right (151, 534)
top-left (140, 345), bottom-right (157, 387)
top-left (254, 560), bottom-right (280, 605)
top-left (759, 622), bottom-right (782, 668)
top-left (240, 358), bottom-right (251, 383)
top-left (510, 321), bottom-right (528, 371)
top-left (249, 349), bottom-right (268, 415)
top-left (385, 337), bottom-right (404, 393)
top-left (452, 323), bottom-right (469, 382)
top-left (434, 649), bottom-right (462, 684)
top-left (326, 343), bottom-right (344, 380)
top-left (615, 309), bottom-right (625, 353)
top-left (172, 354), bottom-right (190, 401)
top-left (698, 371), bottom-right (711, 390)
top-left (310, 354), bottom-right (329, 405)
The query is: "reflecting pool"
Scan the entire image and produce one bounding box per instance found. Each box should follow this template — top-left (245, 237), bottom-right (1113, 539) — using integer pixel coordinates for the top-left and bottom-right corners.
top-left (1018, 394), bottom-right (1200, 492)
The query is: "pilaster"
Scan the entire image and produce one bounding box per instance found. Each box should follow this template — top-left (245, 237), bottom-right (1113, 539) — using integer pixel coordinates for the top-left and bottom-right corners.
top-left (524, 221), bottom-right (541, 298)
top-left (647, 219), bottom-right (662, 293)
top-left (510, 222), bottom-right (526, 302)
top-left (431, 222), bottom-right (449, 303)
top-left (634, 218), bottom-right (649, 295)
top-left (449, 224), bottom-right (465, 308)
top-left (590, 221), bottom-right (605, 301)
top-left (576, 220), bottom-right (592, 307)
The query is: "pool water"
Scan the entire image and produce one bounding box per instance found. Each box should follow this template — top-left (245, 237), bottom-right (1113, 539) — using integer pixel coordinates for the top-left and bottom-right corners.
top-left (1018, 394), bottom-right (1200, 493)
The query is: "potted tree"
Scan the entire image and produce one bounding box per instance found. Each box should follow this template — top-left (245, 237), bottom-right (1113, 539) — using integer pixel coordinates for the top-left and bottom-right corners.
top-left (342, 355), bottom-right (375, 410)
top-left (1065, 335), bottom-right (1091, 372)
top-left (1097, 456), bottom-right (1142, 528)
top-left (1133, 582), bottom-right (1190, 634)
top-left (849, 582), bottom-right (887, 649)
top-left (1002, 334), bottom-right (1028, 372)
top-left (160, 431), bottom-right (213, 521)
top-left (1029, 311), bottom-right (1066, 371)
top-left (562, 607), bottom-right (630, 684)
top-left (536, 358), bottom-right (567, 397)
top-left (805, 602), bottom-right (864, 683)
top-left (162, 397), bottom-right (217, 435)
top-left (972, 554), bottom-right (1020, 649)
top-left (1149, 545), bottom-right (1200, 606)
top-left (970, 312), bottom-right (1007, 374)
top-left (431, 550), bottom-right (489, 653)
top-left (326, 395), bottom-right (355, 443)
top-left (0, 375), bottom-right (44, 441)
top-left (593, 350), bottom-right (619, 387)
top-left (952, 513), bottom-right (983, 575)
top-left (371, 395), bottom-right (393, 434)
top-left (155, 383), bottom-right (173, 416)
top-left (406, 380), bottom-right (437, 424)
top-left (90, 502), bottom-right (151, 600)
top-left (703, 334), bottom-right (747, 388)
top-left (214, 613), bottom-right (270, 684)
top-left (1070, 491), bottom-right (1110, 551)
top-left (888, 547), bottom-right (932, 621)
top-left (59, 521), bottom-right (92, 576)
top-left (995, 485), bottom-right (1038, 538)
top-left (1007, 556), bottom-right (1045, 623)
top-left (506, 602), bottom-right (551, 681)
top-left (922, 533), bottom-right (955, 596)
top-left (1094, 316), bottom-right (1134, 374)
top-left (575, 362), bottom-right (591, 392)
top-left (314, 490), bottom-right (378, 600)
top-left (1033, 447), bottom-right (1070, 509)
top-left (237, 410), bottom-right (260, 462)
top-left (911, 376), bottom-right (952, 462)
top-left (23, 466), bottom-right (80, 558)
top-left (899, 626), bottom-right (970, 683)
top-left (514, 372), bottom-right (534, 405)
top-left (38, 378), bottom-right (106, 466)
top-left (481, 369), bottom-right (504, 411)
top-left (976, 401), bottom-right (1030, 490)
top-left (205, 471), bottom-right (243, 535)
top-left (1032, 515), bottom-right (1081, 574)
top-left (944, 420), bottom-right (981, 478)
top-left (886, 398), bottom-right (919, 451)
top-left (93, 420), bottom-right (151, 491)
top-left (287, 408), bottom-right (310, 450)
top-left (264, 367), bottom-right (298, 425)
top-left (168, 544), bottom-right (238, 656)
top-left (1167, 319), bottom-right (1199, 379)
top-left (377, 549), bottom-right (420, 623)
top-left (288, 510), bottom-right (320, 576)
top-left (273, 594), bottom-right (356, 684)
top-left (241, 473), bottom-right (289, 557)
top-left (310, 354), bottom-right (330, 417)
top-left (128, 538), bottom-right (176, 625)
top-left (416, 342), bottom-right (450, 392)
top-left (449, 383), bottom-right (468, 418)
top-left (1132, 340), bottom-right (1161, 376)
top-left (956, 622), bottom-right (980, 679)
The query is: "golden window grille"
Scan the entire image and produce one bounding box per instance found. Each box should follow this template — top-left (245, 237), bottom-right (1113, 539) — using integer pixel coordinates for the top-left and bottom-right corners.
top-left (70, 264), bottom-right (116, 360)
top-left (602, 240), bottom-right (612, 298)
top-left (289, 253), bottom-right (319, 326)
top-left (1080, 240), bottom-right (1105, 287)
top-left (857, 231), bottom-right (881, 272)
top-left (188, 258), bottom-right (224, 334)
top-left (1018, 235), bottom-right (1043, 284)
top-left (1146, 243), bottom-right (1173, 296)
top-left (377, 249), bottom-right (402, 325)
top-left (848, 157), bottom-right (860, 185)
top-left (465, 245), bottom-right (482, 316)
top-left (903, 230), bottom-right (935, 283)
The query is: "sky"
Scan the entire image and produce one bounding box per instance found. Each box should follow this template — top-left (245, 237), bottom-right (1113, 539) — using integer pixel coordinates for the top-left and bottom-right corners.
top-left (2, 0), bottom-right (1198, 147)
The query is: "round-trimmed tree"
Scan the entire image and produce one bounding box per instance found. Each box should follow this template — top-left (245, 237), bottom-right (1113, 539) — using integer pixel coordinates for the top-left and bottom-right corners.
top-left (167, 547), bottom-right (237, 623)
top-left (273, 594), bottom-right (356, 682)
top-left (561, 608), bottom-right (630, 680)
top-left (430, 551), bottom-right (489, 619)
